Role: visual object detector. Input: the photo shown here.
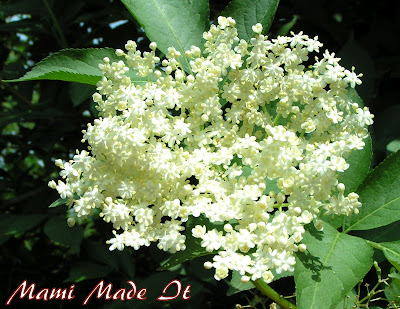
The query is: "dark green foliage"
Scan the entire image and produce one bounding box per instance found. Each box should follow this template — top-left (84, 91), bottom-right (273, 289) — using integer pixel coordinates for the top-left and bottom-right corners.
top-left (1, 0), bottom-right (399, 308)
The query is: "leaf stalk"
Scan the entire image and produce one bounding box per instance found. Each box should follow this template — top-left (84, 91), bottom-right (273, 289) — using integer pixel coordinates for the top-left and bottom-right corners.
top-left (252, 279), bottom-right (297, 309)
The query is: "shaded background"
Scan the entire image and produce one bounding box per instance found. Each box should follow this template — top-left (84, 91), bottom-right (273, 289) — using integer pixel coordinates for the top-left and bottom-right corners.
top-left (1, 0), bottom-right (399, 308)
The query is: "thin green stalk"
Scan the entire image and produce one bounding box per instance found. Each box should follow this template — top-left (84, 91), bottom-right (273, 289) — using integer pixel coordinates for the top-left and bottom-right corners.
top-left (272, 113), bottom-right (281, 126)
top-left (42, 0), bottom-right (68, 48)
top-left (273, 202), bottom-right (289, 211)
top-left (363, 239), bottom-right (384, 251)
top-left (177, 57), bottom-right (192, 76)
top-left (252, 279), bottom-right (297, 309)
top-left (262, 104), bottom-right (268, 114)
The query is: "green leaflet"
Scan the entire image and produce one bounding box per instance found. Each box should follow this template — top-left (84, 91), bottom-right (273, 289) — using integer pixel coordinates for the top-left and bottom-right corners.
top-left (385, 268), bottom-right (400, 306)
top-left (49, 197), bottom-right (69, 208)
top-left (121, 0), bottom-right (209, 74)
top-left (84, 240), bottom-right (120, 271)
top-left (278, 14), bottom-right (298, 36)
top-left (157, 236), bottom-right (211, 271)
top-left (44, 216), bottom-right (84, 254)
top-left (83, 240), bottom-right (137, 278)
top-left (380, 241), bottom-right (400, 271)
top-left (0, 214), bottom-right (47, 245)
top-left (344, 151), bottom-right (400, 232)
top-left (334, 289), bottom-right (358, 309)
top-left (337, 88), bottom-right (372, 194)
top-left (49, 193), bottom-right (80, 208)
top-left (337, 134), bottom-right (372, 195)
top-left (227, 271), bottom-right (255, 296)
top-left (64, 261), bottom-right (112, 283)
top-left (323, 133), bottom-right (372, 229)
top-left (5, 48), bottom-right (152, 85)
top-left (69, 83), bottom-right (96, 107)
top-left (294, 223), bottom-right (373, 309)
top-left (221, 0), bottom-right (280, 41)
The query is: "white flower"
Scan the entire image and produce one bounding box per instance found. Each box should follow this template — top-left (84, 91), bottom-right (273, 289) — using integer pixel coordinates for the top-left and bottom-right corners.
top-left (330, 155), bottom-right (349, 172)
top-left (272, 250), bottom-right (296, 274)
top-left (59, 162), bottom-right (80, 179)
top-left (107, 231), bottom-right (126, 251)
top-left (192, 225), bottom-right (207, 238)
top-left (252, 23), bottom-right (263, 34)
top-left (100, 200), bottom-right (132, 229)
top-left (201, 229), bottom-right (224, 252)
top-left (212, 253), bottom-right (231, 280)
top-left (51, 17), bottom-right (373, 283)
top-left (157, 220), bottom-right (186, 253)
top-left (344, 67), bottom-right (363, 88)
top-left (55, 181), bottom-right (72, 199)
top-left (124, 229), bottom-right (148, 250)
top-left (173, 118), bottom-right (191, 136)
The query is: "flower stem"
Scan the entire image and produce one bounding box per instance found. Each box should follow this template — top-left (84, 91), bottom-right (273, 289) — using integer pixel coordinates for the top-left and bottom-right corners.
top-left (272, 113), bottom-right (281, 126)
top-left (252, 279), bottom-right (297, 309)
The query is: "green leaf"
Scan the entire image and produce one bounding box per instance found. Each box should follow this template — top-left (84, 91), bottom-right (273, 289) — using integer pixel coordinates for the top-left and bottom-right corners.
top-left (349, 222), bottom-right (400, 264)
top-left (385, 269), bottom-right (400, 306)
top-left (294, 223), bottom-right (373, 309)
top-left (65, 261), bottom-right (112, 283)
top-left (324, 133), bottom-right (372, 229)
top-left (121, 0), bottom-right (209, 73)
top-left (69, 83), bottom-right (95, 107)
top-left (389, 270), bottom-right (400, 281)
top-left (221, 0), bottom-right (280, 41)
top-left (340, 88), bottom-right (372, 194)
top-left (227, 271), bottom-right (255, 296)
top-left (380, 241), bottom-right (400, 271)
top-left (278, 15), bottom-right (298, 36)
top-left (0, 214), bottom-right (47, 237)
top-left (344, 151), bottom-right (400, 232)
top-left (5, 48), bottom-right (151, 85)
top-left (387, 139), bottom-right (400, 153)
top-left (114, 250), bottom-right (136, 279)
top-left (0, 214), bottom-right (46, 245)
top-left (334, 289), bottom-right (357, 309)
top-left (49, 197), bottom-right (68, 208)
top-left (338, 134), bottom-right (372, 195)
top-left (346, 87), bottom-right (365, 107)
top-left (44, 216), bottom-right (84, 254)
top-left (158, 238), bottom-right (208, 271)
top-left (84, 240), bottom-right (120, 270)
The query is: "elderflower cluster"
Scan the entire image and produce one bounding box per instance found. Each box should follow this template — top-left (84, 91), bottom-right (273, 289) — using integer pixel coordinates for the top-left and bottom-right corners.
top-left (48, 17), bottom-right (373, 283)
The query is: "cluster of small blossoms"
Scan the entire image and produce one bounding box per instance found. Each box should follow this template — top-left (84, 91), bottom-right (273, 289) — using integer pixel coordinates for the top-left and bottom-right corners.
top-left (48, 16), bottom-right (373, 283)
